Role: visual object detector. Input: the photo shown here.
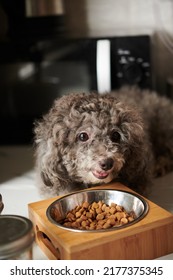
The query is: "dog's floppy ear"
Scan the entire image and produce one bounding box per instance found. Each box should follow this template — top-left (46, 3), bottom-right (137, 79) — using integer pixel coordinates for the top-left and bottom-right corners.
top-left (113, 103), bottom-right (153, 193)
top-left (40, 171), bottom-right (53, 187)
top-left (34, 104), bottom-right (71, 195)
top-left (34, 132), bottom-right (71, 195)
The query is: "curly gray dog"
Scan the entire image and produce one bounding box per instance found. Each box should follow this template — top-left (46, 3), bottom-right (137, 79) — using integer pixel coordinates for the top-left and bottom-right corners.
top-left (34, 86), bottom-right (173, 197)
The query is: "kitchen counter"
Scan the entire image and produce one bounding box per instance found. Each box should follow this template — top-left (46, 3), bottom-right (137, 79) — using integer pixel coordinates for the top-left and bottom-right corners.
top-left (0, 145), bottom-right (173, 260)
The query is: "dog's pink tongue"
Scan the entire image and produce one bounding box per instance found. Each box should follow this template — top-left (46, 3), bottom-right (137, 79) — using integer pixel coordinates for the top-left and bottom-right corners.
top-left (92, 170), bottom-right (108, 179)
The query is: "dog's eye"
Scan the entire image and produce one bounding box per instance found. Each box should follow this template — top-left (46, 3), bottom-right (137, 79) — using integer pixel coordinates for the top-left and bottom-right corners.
top-left (110, 131), bottom-right (121, 143)
top-left (78, 132), bottom-right (89, 142)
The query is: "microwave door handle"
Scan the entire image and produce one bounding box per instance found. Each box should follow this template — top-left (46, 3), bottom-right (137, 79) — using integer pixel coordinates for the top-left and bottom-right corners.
top-left (96, 39), bottom-right (111, 94)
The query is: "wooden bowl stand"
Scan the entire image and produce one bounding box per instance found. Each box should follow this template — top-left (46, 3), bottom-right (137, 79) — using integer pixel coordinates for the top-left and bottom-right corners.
top-left (28, 182), bottom-right (173, 260)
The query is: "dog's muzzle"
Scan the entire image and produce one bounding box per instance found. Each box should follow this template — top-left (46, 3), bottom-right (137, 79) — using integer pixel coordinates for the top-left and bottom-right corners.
top-left (92, 158), bottom-right (114, 179)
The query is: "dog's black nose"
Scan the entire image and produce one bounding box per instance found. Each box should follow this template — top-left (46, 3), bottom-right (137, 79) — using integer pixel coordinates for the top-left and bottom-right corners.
top-left (99, 158), bottom-right (114, 171)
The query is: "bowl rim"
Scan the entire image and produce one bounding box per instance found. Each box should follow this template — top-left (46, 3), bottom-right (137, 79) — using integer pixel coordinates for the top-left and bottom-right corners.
top-left (46, 188), bottom-right (149, 233)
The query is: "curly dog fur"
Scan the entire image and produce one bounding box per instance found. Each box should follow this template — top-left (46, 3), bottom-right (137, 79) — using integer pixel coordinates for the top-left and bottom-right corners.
top-left (34, 87), bottom-right (173, 197)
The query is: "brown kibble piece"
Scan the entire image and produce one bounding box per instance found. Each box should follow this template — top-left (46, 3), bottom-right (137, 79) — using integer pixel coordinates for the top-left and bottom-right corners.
top-left (109, 207), bottom-right (116, 214)
top-left (66, 212), bottom-right (75, 221)
top-left (115, 211), bottom-right (126, 221)
top-left (116, 205), bottom-right (123, 212)
top-left (103, 222), bottom-right (111, 229)
top-left (110, 202), bottom-right (117, 208)
top-left (82, 201), bottom-right (90, 208)
top-left (101, 203), bottom-right (107, 211)
top-left (128, 216), bottom-right (134, 222)
top-left (97, 219), bottom-right (106, 226)
top-left (86, 212), bottom-right (93, 218)
top-left (107, 218), bottom-right (116, 225)
top-left (96, 213), bottom-right (105, 220)
top-left (96, 208), bottom-right (102, 214)
top-left (121, 218), bottom-right (128, 224)
top-left (92, 202), bottom-right (99, 209)
top-left (75, 211), bottom-right (81, 218)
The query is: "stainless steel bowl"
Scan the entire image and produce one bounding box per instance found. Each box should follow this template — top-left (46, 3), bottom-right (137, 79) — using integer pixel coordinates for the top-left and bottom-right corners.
top-left (46, 189), bottom-right (149, 232)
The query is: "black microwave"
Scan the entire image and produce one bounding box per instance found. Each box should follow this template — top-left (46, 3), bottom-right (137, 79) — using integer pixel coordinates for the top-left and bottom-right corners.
top-left (60, 35), bottom-right (152, 93)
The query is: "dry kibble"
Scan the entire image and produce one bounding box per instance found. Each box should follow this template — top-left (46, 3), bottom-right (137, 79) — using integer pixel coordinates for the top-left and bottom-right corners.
top-left (96, 224), bottom-right (103, 230)
top-left (109, 207), bottom-right (116, 214)
top-left (71, 221), bottom-right (80, 228)
top-left (66, 212), bottom-right (75, 221)
top-left (128, 216), bottom-right (134, 222)
top-left (86, 212), bottom-right (93, 218)
top-left (81, 220), bottom-right (89, 227)
top-left (81, 214), bottom-right (87, 221)
top-left (110, 202), bottom-right (117, 208)
top-left (76, 205), bottom-right (81, 210)
top-left (96, 208), bottom-right (102, 214)
top-left (101, 203), bottom-right (107, 211)
top-left (105, 206), bottom-right (110, 213)
top-left (75, 211), bottom-right (81, 218)
top-left (92, 202), bottom-right (99, 209)
top-left (54, 200), bottom-right (136, 230)
top-left (96, 213), bottom-right (105, 220)
top-left (120, 218), bottom-right (128, 224)
top-left (90, 225), bottom-right (95, 230)
top-left (76, 217), bottom-right (82, 223)
top-left (116, 205), bottom-right (123, 212)
top-left (108, 218), bottom-right (116, 226)
top-left (82, 201), bottom-right (90, 208)
top-left (97, 219), bottom-right (106, 226)
top-left (103, 222), bottom-right (111, 229)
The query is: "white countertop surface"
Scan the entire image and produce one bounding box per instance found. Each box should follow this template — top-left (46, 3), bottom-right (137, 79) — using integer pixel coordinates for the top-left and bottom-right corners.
top-left (0, 145), bottom-right (173, 260)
